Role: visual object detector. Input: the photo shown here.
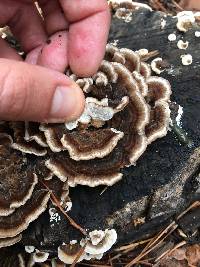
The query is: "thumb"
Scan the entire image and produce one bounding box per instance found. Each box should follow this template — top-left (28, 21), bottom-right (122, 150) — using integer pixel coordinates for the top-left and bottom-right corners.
top-left (0, 59), bottom-right (85, 122)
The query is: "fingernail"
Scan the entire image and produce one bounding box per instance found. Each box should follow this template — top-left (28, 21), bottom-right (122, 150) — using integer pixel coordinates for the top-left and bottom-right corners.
top-left (49, 85), bottom-right (83, 122)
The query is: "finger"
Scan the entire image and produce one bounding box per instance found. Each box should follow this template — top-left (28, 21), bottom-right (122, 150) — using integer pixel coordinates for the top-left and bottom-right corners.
top-left (180, 0), bottom-right (200, 10)
top-left (38, 0), bottom-right (69, 35)
top-left (59, 0), bottom-right (109, 22)
top-left (0, 59), bottom-right (84, 122)
top-left (0, 38), bottom-right (22, 61)
top-left (7, 3), bottom-right (47, 52)
top-left (36, 31), bottom-right (68, 72)
top-left (25, 46), bottom-right (43, 65)
top-left (26, 31), bottom-right (68, 72)
top-left (69, 10), bottom-right (110, 76)
top-left (59, 0), bottom-right (111, 76)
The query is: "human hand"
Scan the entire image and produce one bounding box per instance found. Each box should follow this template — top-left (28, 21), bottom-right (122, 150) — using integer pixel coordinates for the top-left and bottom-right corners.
top-left (0, 0), bottom-right (110, 122)
top-left (180, 0), bottom-right (200, 10)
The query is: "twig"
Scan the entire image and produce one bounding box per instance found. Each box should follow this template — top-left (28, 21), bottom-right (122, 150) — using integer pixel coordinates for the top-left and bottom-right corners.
top-left (100, 186), bottom-right (109, 195)
top-left (125, 222), bottom-right (178, 267)
top-left (71, 243), bottom-right (87, 267)
top-left (155, 240), bottom-right (187, 264)
top-left (137, 260), bottom-right (153, 266)
top-left (176, 201), bottom-right (200, 220)
top-left (142, 50), bottom-right (159, 61)
top-left (110, 239), bottom-right (153, 261)
top-left (141, 222), bottom-right (177, 254)
top-left (171, 0), bottom-right (184, 11)
top-left (41, 180), bottom-right (87, 236)
top-left (150, 0), bottom-right (167, 12)
top-left (108, 254), bottom-right (114, 267)
top-left (114, 239), bottom-right (152, 252)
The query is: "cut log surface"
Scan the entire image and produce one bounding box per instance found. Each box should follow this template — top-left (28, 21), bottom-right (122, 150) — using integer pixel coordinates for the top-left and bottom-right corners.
top-left (21, 9), bottom-right (200, 251)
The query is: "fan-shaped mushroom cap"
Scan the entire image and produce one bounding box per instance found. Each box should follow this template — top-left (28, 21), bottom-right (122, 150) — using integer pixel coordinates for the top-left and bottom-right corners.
top-left (0, 234), bottom-right (22, 248)
top-left (0, 134), bottom-right (38, 216)
top-left (32, 249), bottom-right (49, 263)
top-left (3, 44), bottom-right (171, 189)
top-left (61, 128), bottom-right (124, 161)
top-left (0, 132), bottom-right (50, 241)
top-left (25, 245), bottom-right (35, 254)
top-left (0, 190), bottom-right (50, 238)
top-left (10, 122), bottom-right (47, 156)
top-left (24, 122), bottom-right (47, 147)
top-left (176, 11), bottom-right (195, 32)
top-left (58, 229), bottom-right (117, 264)
top-left (81, 229), bottom-right (117, 255)
top-left (58, 241), bottom-right (83, 265)
top-left (0, 43), bottom-right (172, 264)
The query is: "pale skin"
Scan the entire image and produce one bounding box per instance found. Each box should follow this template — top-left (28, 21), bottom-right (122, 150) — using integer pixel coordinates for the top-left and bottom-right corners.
top-left (0, 0), bottom-right (110, 122)
top-left (180, 0), bottom-right (200, 10)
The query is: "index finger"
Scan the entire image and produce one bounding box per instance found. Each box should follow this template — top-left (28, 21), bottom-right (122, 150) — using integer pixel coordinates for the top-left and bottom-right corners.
top-left (59, 0), bottom-right (111, 77)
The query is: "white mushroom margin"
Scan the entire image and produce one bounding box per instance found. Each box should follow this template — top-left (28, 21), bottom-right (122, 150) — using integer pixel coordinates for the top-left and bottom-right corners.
top-left (58, 229), bottom-right (117, 264)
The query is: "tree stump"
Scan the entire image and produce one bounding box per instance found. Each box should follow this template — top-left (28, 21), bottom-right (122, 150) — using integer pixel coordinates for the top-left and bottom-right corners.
top-left (7, 7), bottom-right (200, 257)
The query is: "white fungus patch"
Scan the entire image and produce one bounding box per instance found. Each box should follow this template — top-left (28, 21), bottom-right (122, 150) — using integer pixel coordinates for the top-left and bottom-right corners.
top-left (181, 54), bottom-right (193, 65)
top-left (110, 0), bottom-right (152, 23)
top-left (80, 229), bottom-right (118, 255)
top-left (89, 230), bottom-right (106, 246)
top-left (161, 18), bottom-right (166, 29)
top-left (151, 57), bottom-right (165, 74)
top-left (122, 12), bottom-right (132, 23)
top-left (25, 245), bottom-right (35, 254)
top-left (64, 201), bottom-right (72, 212)
top-left (195, 31), bottom-right (200, 37)
top-left (177, 40), bottom-right (189, 50)
top-left (0, 27), bottom-right (8, 39)
top-left (168, 33), bottom-right (176, 41)
top-left (49, 207), bottom-right (61, 225)
top-left (58, 229), bottom-right (117, 265)
top-left (176, 105), bottom-right (184, 127)
top-left (110, 39), bottom-right (119, 46)
top-left (136, 48), bottom-right (149, 57)
top-left (65, 97), bottom-right (129, 130)
top-left (176, 11), bottom-right (195, 32)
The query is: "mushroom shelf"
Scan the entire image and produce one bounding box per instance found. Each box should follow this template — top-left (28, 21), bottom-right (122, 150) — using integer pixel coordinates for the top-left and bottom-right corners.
top-left (0, 44), bottom-right (171, 252)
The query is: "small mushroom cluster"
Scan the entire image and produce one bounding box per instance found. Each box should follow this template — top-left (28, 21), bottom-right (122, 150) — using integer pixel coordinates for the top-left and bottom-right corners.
top-left (109, 0), bottom-right (152, 21)
top-left (58, 229), bottom-right (117, 264)
top-left (0, 124), bottom-right (70, 250)
top-left (44, 44), bottom-right (171, 187)
top-left (0, 44), bottom-right (171, 255)
top-left (176, 11), bottom-right (200, 32)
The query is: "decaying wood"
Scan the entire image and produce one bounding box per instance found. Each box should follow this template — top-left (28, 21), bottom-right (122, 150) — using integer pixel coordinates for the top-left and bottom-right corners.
top-left (20, 8), bottom-right (200, 251)
top-left (0, 5), bottom-right (199, 267)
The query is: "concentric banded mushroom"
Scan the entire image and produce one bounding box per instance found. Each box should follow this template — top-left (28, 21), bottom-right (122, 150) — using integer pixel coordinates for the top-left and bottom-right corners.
top-left (29, 44), bottom-right (171, 187)
top-left (0, 130), bottom-right (70, 247)
top-left (0, 44), bottom-right (171, 246)
top-left (1, 44), bottom-right (171, 189)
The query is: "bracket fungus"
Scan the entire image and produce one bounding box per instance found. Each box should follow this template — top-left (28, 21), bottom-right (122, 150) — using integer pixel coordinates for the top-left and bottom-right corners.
top-left (176, 11), bottom-right (200, 32)
top-left (0, 44), bottom-right (171, 249)
top-left (58, 229), bottom-right (117, 264)
top-left (109, 0), bottom-right (152, 22)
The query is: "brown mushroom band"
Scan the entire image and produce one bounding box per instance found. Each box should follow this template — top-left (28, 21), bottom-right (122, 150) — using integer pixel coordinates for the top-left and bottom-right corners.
top-left (0, 45), bottom-right (171, 246)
